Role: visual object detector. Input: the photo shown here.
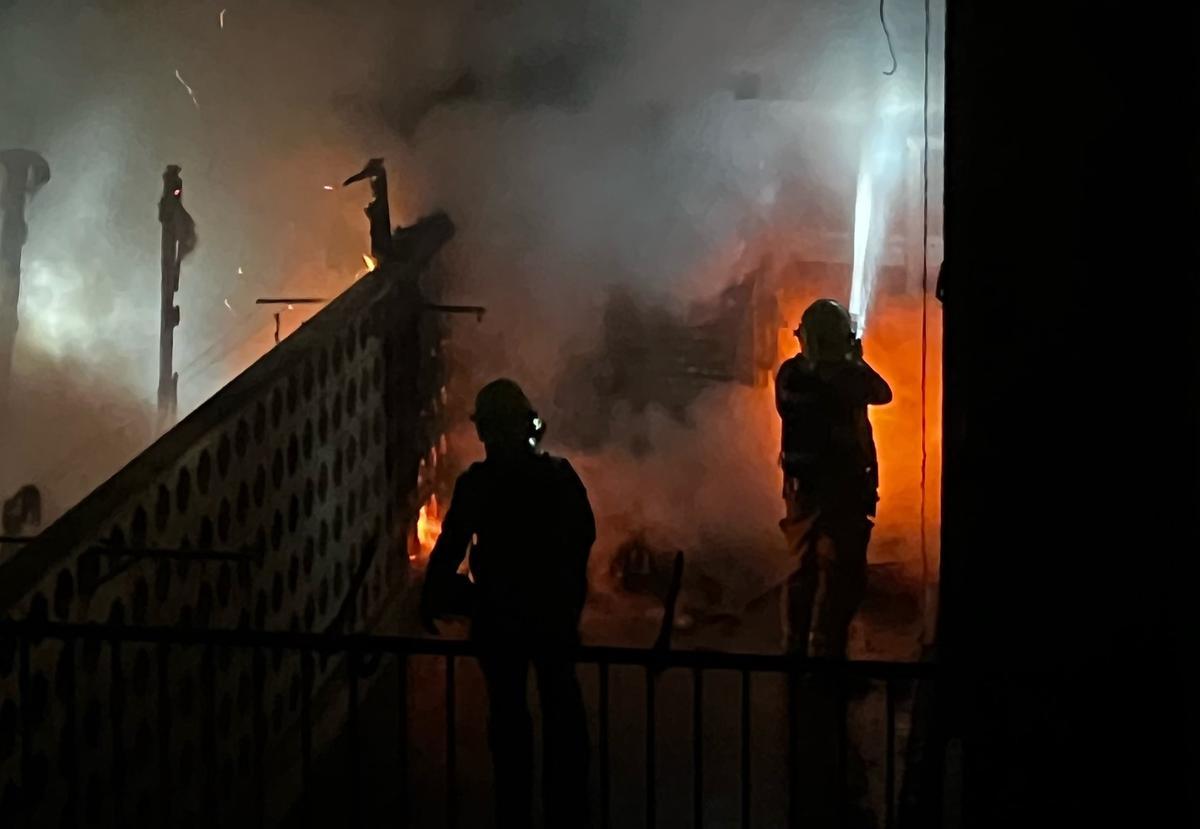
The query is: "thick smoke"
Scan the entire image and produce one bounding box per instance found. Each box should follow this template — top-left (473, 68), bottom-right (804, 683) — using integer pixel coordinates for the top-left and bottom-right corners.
top-left (1, 0), bottom-right (936, 599)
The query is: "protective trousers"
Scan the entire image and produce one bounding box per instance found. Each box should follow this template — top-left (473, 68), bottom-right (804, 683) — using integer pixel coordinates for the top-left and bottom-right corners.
top-left (779, 484), bottom-right (872, 658)
top-left (477, 647), bottom-right (590, 828)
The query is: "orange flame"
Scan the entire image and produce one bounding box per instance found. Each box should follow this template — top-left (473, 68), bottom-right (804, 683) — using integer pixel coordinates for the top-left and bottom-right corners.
top-left (413, 494), bottom-right (442, 561)
top-left (362, 254), bottom-right (378, 272)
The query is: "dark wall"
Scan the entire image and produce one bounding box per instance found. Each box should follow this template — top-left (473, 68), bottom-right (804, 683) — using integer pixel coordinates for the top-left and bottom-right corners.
top-left (939, 2), bottom-right (1193, 826)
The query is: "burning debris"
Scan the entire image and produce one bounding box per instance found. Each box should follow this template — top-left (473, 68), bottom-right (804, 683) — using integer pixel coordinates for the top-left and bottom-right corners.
top-left (606, 534), bottom-right (733, 633)
top-left (414, 494), bottom-right (443, 562)
top-left (553, 271), bottom-right (779, 452)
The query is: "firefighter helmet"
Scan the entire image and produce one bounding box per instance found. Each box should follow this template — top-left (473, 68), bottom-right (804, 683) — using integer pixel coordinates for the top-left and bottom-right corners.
top-left (471, 379), bottom-right (545, 448)
top-left (795, 299), bottom-right (854, 362)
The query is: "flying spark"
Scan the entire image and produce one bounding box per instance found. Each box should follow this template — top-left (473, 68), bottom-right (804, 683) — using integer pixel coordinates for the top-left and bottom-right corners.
top-left (219, 9), bottom-right (226, 29)
top-left (287, 304), bottom-right (294, 311)
top-left (323, 185), bottom-right (335, 191)
top-left (223, 298), bottom-right (232, 311)
top-left (174, 70), bottom-right (199, 109)
top-left (237, 266), bottom-right (243, 276)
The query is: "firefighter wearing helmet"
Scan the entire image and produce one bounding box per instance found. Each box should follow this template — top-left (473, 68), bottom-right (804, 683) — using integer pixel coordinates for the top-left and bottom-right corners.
top-left (421, 378), bottom-right (595, 827)
top-left (775, 299), bottom-right (892, 658)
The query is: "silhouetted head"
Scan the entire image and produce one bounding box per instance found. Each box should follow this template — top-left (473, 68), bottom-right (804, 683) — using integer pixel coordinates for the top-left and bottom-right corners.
top-left (795, 299), bottom-right (854, 363)
top-left (471, 378), bottom-right (546, 457)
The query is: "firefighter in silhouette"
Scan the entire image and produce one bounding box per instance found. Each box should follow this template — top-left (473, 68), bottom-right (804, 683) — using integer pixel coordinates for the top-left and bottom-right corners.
top-left (776, 300), bottom-right (892, 658)
top-left (421, 378), bottom-right (595, 827)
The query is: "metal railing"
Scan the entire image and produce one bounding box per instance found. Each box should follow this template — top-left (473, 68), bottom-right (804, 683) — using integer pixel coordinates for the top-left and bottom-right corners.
top-left (0, 619), bottom-right (935, 828)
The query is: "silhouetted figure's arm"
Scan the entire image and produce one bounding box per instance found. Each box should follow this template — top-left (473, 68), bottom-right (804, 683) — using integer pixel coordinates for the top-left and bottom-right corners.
top-left (845, 339), bottom-right (892, 405)
top-left (421, 472), bottom-right (476, 630)
top-left (857, 359), bottom-right (893, 405)
top-left (775, 357), bottom-right (809, 417)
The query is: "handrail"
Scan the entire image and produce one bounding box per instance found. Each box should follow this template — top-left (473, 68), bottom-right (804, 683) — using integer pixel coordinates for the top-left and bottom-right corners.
top-left (0, 618), bottom-right (936, 678)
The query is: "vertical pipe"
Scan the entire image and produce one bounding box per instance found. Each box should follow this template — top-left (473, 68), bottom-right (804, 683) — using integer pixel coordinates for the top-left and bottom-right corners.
top-left (396, 652), bottom-right (408, 829)
top-left (300, 650), bottom-right (314, 829)
top-left (598, 662), bottom-right (610, 829)
top-left (445, 655), bottom-right (457, 829)
top-left (692, 667), bottom-right (704, 829)
top-left (645, 667), bottom-right (657, 829)
top-left (740, 670), bottom-right (751, 829)
top-left (157, 643), bottom-right (172, 825)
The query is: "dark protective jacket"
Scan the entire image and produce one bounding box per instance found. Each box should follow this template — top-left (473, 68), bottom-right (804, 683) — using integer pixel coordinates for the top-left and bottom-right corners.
top-left (775, 355), bottom-right (891, 514)
top-left (423, 452), bottom-right (596, 641)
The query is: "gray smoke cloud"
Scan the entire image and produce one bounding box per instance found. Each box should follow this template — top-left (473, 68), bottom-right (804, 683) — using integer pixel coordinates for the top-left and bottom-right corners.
top-left (1, 0), bottom-right (935, 595)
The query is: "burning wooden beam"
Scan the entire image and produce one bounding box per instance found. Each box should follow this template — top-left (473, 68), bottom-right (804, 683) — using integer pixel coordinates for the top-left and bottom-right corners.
top-left (0, 148), bottom-right (50, 402)
top-left (157, 165), bottom-right (196, 426)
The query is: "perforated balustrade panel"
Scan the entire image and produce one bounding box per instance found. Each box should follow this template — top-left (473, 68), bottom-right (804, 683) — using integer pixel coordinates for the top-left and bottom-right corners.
top-left (0, 222), bottom-right (454, 826)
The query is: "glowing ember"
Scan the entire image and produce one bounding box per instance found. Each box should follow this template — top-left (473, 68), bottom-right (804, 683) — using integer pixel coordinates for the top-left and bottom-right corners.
top-left (362, 254), bottom-right (378, 272)
top-left (173, 69), bottom-right (199, 109)
top-left (413, 495), bottom-right (442, 561)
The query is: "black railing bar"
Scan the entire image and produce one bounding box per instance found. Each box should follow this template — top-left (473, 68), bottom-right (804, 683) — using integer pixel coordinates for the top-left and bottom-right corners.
top-left (838, 676), bottom-right (849, 828)
top-left (645, 666), bottom-right (657, 829)
top-left (301, 650), bottom-right (314, 829)
top-left (885, 680), bottom-right (896, 829)
top-left (62, 638), bottom-right (80, 825)
top-left (349, 650), bottom-right (362, 828)
top-left (787, 669), bottom-right (799, 829)
top-left (446, 655), bottom-right (458, 829)
top-left (693, 666), bottom-right (704, 829)
top-left (18, 636), bottom-right (32, 816)
top-left (0, 621), bottom-right (938, 679)
top-left (157, 643), bottom-right (173, 825)
top-left (203, 644), bottom-right (218, 824)
top-left (740, 669), bottom-right (751, 829)
top-left (397, 653), bottom-right (409, 829)
top-left (253, 647), bottom-right (267, 829)
top-left (110, 633), bottom-right (127, 825)
top-left (598, 661), bottom-right (611, 829)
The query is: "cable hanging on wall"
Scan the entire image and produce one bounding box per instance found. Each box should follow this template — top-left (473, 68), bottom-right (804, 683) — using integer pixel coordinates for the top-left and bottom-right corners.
top-left (880, 0), bottom-right (899, 75)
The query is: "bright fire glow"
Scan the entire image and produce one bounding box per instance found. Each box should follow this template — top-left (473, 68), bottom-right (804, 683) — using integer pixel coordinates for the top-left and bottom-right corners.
top-left (362, 254), bottom-right (378, 272)
top-left (413, 494), bottom-right (442, 561)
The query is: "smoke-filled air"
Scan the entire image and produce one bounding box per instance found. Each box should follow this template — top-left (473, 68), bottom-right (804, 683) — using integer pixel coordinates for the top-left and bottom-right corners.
top-left (1, 0), bottom-right (941, 608)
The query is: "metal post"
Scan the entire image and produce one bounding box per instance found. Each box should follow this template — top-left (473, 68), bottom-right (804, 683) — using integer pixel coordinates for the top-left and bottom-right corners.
top-left (445, 655), bottom-right (457, 829)
top-left (0, 149), bottom-right (50, 401)
top-left (157, 165), bottom-right (195, 427)
top-left (342, 159), bottom-right (393, 265)
top-left (599, 662), bottom-right (611, 829)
